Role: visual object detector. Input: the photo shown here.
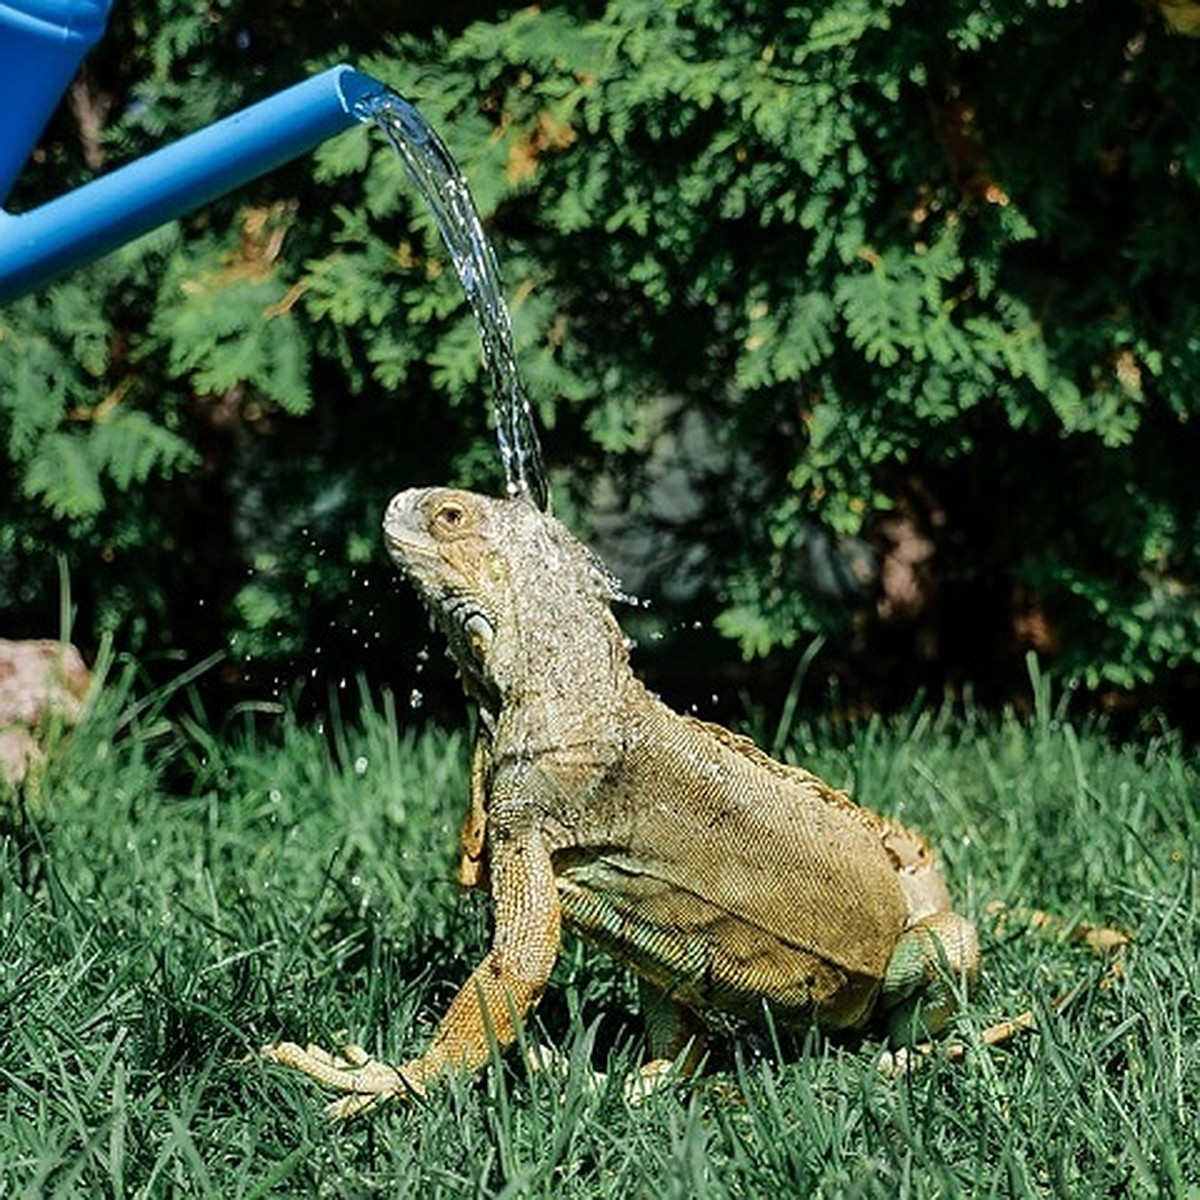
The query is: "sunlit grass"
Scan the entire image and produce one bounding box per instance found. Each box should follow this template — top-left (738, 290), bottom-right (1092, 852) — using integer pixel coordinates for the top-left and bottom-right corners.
top-left (2, 656), bottom-right (1196, 1196)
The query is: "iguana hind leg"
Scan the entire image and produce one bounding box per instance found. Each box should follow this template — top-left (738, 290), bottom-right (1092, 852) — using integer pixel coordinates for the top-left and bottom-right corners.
top-left (880, 910), bottom-right (980, 1042)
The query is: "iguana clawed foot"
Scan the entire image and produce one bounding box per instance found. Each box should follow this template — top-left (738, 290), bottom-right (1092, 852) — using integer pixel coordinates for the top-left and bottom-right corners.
top-left (876, 1008), bottom-right (1038, 1076)
top-left (261, 1040), bottom-right (421, 1120)
top-left (264, 1036), bottom-right (688, 1119)
top-left (524, 1042), bottom-right (688, 1105)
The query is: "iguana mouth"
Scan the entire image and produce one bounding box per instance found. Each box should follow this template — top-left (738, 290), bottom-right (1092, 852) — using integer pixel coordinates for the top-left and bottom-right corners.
top-left (382, 486), bottom-right (434, 537)
top-left (382, 513), bottom-right (434, 565)
top-left (381, 489), bottom-right (447, 597)
top-left (382, 487), bottom-right (503, 710)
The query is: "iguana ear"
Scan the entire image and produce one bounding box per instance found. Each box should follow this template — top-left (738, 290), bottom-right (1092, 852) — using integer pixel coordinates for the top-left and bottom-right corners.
top-left (464, 613), bottom-right (495, 662)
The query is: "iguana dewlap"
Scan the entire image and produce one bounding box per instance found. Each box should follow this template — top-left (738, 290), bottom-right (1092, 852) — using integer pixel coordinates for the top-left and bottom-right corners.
top-left (263, 488), bottom-right (979, 1116)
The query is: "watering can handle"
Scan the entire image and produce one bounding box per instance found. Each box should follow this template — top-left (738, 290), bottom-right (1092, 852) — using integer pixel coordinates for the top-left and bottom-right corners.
top-left (0, 0), bottom-right (115, 204)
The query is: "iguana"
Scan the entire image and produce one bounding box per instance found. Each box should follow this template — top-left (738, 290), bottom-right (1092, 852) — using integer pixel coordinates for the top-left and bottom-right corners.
top-left (263, 487), bottom-right (979, 1117)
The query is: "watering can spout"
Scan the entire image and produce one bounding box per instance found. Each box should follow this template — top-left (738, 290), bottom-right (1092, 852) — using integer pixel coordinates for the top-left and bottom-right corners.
top-left (0, 0), bottom-right (388, 305)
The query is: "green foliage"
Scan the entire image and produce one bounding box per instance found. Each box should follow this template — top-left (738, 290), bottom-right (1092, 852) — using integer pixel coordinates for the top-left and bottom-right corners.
top-left (0, 273), bottom-right (198, 523)
top-left (1, 672), bottom-right (1196, 1194)
top-left (1, 0), bottom-right (1198, 708)
top-left (151, 275), bottom-right (312, 415)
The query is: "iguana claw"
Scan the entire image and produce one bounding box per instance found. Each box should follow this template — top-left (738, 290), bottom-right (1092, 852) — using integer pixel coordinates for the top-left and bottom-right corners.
top-left (261, 1041), bottom-right (421, 1119)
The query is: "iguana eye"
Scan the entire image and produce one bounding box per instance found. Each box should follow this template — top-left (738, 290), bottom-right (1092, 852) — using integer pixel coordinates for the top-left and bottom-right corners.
top-left (433, 500), bottom-right (468, 530)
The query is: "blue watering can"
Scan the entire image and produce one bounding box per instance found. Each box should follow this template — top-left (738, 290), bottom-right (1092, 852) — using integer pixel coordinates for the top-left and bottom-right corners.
top-left (0, 0), bottom-right (382, 304)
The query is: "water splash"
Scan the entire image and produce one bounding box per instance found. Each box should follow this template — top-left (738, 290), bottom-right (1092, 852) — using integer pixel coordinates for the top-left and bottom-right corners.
top-left (353, 88), bottom-right (549, 512)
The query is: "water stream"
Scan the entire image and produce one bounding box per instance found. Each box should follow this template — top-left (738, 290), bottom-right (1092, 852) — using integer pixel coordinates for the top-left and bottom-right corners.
top-left (352, 88), bottom-right (549, 512)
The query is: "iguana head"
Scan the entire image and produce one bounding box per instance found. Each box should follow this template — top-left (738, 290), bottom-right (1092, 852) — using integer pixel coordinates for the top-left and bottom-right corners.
top-left (383, 488), bottom-right (628, 715)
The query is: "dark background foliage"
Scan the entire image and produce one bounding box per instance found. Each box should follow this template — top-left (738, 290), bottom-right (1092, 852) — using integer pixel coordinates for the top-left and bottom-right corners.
top-left (2, 0), bottom-right (1198, 724)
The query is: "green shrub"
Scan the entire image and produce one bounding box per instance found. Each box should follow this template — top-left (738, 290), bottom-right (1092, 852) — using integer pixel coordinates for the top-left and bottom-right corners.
top-left (2, 0), bottom-right (1197, 707)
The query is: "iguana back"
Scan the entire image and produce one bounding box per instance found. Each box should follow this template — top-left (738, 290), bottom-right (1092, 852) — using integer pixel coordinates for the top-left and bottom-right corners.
top-left (550, 690), bottom-right (911, 1029)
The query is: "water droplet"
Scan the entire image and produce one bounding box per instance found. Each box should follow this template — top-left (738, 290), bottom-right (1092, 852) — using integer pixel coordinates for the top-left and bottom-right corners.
top-left (409, 688), bottom-right (424, 709)
top-left (354, 756), bottom-right (369, 776)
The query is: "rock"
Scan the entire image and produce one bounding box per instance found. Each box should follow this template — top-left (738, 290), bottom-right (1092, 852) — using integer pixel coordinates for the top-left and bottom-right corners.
top-left (0, 639), bottom-right (92, 786)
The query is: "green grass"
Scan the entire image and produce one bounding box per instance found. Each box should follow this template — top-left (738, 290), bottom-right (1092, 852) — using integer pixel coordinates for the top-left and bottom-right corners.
top-left (2, 656), bottom-right (1197, 1197)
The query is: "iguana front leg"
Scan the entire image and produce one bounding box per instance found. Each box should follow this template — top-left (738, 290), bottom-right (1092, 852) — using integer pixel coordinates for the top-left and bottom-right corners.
top-left (458, 734), bottom-right (490, 889)
top-left (628, 981), bottom-right (707, 1102)
top-left (262, 819), bottom-right (561, 1118)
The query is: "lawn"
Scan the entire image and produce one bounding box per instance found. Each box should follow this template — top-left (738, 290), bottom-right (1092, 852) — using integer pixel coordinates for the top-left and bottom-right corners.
top-left (2, 654), bottom-right (1196, 1197)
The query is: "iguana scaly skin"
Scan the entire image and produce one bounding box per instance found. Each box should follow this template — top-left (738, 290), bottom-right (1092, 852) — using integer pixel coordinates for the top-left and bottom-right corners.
top-left (263, 488), bottom-right (979, 1116)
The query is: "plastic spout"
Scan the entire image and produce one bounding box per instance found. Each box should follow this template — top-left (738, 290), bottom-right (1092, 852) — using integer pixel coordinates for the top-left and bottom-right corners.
top-left (0, 65), bottom-right (387, 305)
